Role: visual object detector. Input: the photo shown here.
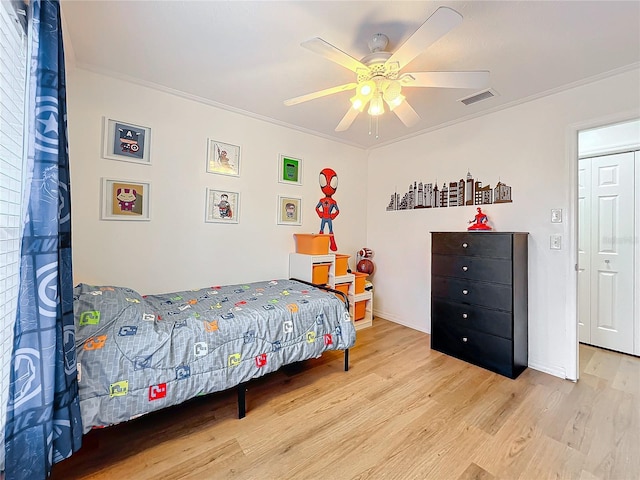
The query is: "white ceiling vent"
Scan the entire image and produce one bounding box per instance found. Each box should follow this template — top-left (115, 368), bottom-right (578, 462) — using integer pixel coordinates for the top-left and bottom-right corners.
top-left (458, 88), bottom-right (498, 106)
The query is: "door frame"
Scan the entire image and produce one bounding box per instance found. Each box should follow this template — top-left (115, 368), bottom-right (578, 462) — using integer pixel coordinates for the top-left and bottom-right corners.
top-left (566, 110), bottom-right (640, 381)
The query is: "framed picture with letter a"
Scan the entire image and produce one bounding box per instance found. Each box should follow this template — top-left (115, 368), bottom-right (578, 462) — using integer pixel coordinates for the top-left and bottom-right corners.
top-left (102, 118), bottom-right (151, 165)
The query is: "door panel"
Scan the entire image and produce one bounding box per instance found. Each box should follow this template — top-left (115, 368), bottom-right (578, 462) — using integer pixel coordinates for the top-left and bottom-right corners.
top-left (589, 152), bottom-right (634, 354)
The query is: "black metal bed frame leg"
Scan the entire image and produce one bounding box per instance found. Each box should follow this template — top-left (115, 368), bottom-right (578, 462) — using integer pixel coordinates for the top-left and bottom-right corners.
top-left (344, 348), bottom-right (349, 371)
top-left (237, 382), bottom-right (247, 419)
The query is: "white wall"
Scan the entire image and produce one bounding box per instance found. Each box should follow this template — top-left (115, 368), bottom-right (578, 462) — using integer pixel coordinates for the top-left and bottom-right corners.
top-left (67, 69), bottom-right (368, 294)
top-left (367, 68), bottom-right (640, 379)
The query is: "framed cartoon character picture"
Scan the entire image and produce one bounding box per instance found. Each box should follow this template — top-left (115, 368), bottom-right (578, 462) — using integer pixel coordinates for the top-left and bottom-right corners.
top-left (102, 118), bottom-right (151, 164)
top-left (101, 178), bottom-right (151, 220)
top-left (207, 140), bottom-right (241, 177)
top-left (205, 188), bottom-right (240, 224)
top-left (278, 154), bottom-right (302, 185)
top-left (277, 195), bottom-right (302, 225)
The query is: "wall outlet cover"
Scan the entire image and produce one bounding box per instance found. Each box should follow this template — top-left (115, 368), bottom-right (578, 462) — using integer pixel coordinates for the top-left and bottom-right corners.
top-left (550, 234), bottom-right (562, 250)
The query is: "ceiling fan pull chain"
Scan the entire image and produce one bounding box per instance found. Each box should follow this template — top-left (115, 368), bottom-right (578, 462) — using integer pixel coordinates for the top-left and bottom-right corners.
top-left (375, 117), bottom-right (380, 139)
top-left (368, 115), bottom-right (372, 136)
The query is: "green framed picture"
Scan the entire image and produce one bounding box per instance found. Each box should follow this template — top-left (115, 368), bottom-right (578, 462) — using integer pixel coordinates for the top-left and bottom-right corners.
top-left (278, 154), bottom-right (302, 185)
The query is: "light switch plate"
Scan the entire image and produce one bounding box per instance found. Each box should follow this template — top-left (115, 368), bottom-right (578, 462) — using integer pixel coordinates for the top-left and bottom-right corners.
top-left (551, 209), bottom-right (562, 223)
top-left (550, 234), bottom-right (562, 250)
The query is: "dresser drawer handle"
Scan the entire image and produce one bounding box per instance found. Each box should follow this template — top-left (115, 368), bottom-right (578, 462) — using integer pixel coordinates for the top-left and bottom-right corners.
top-left (462, 313), bottom-right (468, 319)
top-left (462, 266), bottom-right (468, 272)
top-left (462, 289), bottom-right (469, 295)
top-left (462, 242), bottom-right (468, 248)
top-left (462, 337), bottom-right (468, 343)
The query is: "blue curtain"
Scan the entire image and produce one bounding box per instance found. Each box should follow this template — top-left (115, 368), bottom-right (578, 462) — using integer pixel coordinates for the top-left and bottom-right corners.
top-left (4, 0), bottom-right (83, 478)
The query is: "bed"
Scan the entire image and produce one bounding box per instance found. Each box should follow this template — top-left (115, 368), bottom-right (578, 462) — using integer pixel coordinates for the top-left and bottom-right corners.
top-left (74, 278), bottom-right (356, 433)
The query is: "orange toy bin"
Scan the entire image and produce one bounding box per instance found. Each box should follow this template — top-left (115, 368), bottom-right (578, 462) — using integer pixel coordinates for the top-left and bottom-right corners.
top-left (312, 263), bottom-right (331, 284)
top-left (334, 254), bottom-right (350, 276)
top-left (354, 301), bottom-right (366, 321)
top-left (293, 234), bottom-right (331, 255)
top-left (334, 283), bottom-right (349, 298)
top-left (354, 272), bottom-right (367, 294)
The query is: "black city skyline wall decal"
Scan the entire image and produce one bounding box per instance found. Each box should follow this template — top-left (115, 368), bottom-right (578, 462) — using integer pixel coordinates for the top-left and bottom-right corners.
top-left (386, 171), bottom-right (512, 211)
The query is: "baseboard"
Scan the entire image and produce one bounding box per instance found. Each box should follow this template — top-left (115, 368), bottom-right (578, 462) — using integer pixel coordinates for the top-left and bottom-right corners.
top-left (372, 309), bottom-right (430, 334)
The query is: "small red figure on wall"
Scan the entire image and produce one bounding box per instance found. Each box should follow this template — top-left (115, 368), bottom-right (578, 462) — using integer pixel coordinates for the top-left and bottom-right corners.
top-left (468, 207), bottom-right (492, 230)
top-left (316, 168), bottom-right (340, 251)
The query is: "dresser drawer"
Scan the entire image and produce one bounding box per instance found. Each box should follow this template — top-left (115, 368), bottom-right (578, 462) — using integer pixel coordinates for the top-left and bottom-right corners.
top-left (432, 298), bottom-right (513, 339)
top-left (432, 254), bottom-right (512, 285)
top-left (431, 320), bottom-right (515, 378)
top-left (432, 276), bottom-right (513, 311)
top-left (432, 232), bottom-right (512, 259)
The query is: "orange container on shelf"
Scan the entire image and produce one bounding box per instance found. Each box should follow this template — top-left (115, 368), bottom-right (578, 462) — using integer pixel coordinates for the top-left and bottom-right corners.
top-left (312, 263), bottom-right (331, 284)
top-left (293, 233), bottom-right (331, 255)
top-left (334, 283), bottom-right (349, 297)
top-left (334, 254), bottom-right (350, 276)
top-left (354, 272), bottom-right (367, 294)
top-left (354, 301), bottom-right (366, 321)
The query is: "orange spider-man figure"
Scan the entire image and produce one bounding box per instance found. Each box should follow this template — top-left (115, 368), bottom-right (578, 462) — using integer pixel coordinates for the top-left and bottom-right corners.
top-left (316, 168), bottom-right (339, 251)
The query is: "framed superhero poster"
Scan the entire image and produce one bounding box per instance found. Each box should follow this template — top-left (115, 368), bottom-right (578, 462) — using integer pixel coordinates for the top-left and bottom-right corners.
top-left (207, 139), bottom-right (241, 177)
top-left (278, 154), bottom-right (302, 185)
top-left (101, 178), bottom-right (151, 221)
top-left (277, 195), bottom-right (302, 225)
top-left (102, 117), bottom-right (151, 164)
top-left (205, 188), bottom-right (240, 224)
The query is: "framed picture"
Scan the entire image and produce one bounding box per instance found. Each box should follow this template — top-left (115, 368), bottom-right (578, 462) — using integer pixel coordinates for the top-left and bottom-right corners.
top-left (101, 178), bottom-right (151, 221)
top-left (278, 154), bottom-right (302, 185)
top-left (207, 140), bottom-right (240, 176)
top-left (277, 195), bottom-right (302, 225)
top-left (205, 188), bottom-right (240, 224)
top-left (102, 118), bottom-right (151, 164)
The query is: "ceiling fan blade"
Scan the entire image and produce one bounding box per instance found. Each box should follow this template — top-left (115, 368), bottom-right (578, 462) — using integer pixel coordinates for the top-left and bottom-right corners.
top-left (401, 71), bottom-right (490, 89)
top-left (301, 37), bottom-right (368, 73)
top-left (284, 83), bottom-right (358, 106)
top-left (392, 100), bottom-right (421, 128)
top-left (335, 107), bottom-right (360, 132)
top-left (386, 6), bottom-right (463, 69)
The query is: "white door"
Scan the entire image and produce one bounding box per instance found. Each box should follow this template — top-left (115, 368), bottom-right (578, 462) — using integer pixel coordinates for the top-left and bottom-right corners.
top-left (579, 152), bottom-right (635, 354)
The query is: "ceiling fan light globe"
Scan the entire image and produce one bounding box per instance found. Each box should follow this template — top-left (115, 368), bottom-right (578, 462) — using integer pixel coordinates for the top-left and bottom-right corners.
top-left (368, 96), bottom-right (385, 116)
top-left (386, 94), bottom-right (405, 111)
top-left (350, 95), bottom-right (365, 112)
top-left (383, 80), bottom-right (402, 102)
top-left (357, 80), bottom-right (375, 98)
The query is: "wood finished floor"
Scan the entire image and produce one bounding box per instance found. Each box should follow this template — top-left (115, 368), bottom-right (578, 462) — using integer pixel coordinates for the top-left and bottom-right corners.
top-left (51, 318), bottom-right (640, 480)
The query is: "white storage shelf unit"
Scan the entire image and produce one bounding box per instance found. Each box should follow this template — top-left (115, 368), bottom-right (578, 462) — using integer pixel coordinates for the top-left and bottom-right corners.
top-left (288, 253), bottom-right (373, 330)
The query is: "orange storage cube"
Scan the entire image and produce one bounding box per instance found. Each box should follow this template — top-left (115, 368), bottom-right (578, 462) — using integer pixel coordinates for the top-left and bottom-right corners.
top-left (293, 234), bottom-right (331, 255)
top-left (312, 263), bottom-right (331, 284)
top-left (334, 254), bottom-right (350, 276)
top-left (354, 301), bottom-right (366, 321)
top-left (334, 283), bottom-right (349, 296)
top-left (354, 272), bottom-right (367, 294)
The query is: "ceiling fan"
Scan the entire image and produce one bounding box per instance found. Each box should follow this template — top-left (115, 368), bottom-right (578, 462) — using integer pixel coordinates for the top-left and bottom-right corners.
top-left (284, 6), bottom-right (490, 133)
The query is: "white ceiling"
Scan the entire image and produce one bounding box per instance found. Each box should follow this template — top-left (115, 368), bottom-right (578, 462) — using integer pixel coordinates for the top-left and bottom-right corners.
top-left (60, 1), bottom-right (640, 150)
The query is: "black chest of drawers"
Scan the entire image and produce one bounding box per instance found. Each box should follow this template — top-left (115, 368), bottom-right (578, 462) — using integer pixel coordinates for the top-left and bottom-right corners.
top-left (430, 232), bottom-right (528, 379)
